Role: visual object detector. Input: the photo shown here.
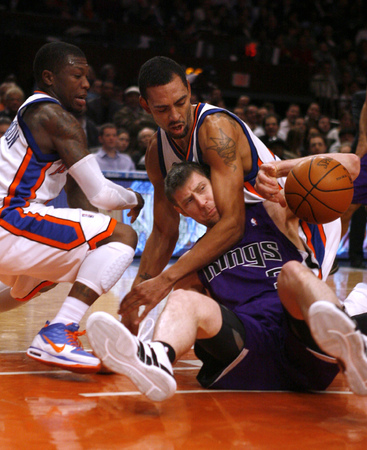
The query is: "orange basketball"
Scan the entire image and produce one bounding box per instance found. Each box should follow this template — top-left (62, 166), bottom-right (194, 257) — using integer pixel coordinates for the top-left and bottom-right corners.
top-left (284, 156), bottom-right (354, 224)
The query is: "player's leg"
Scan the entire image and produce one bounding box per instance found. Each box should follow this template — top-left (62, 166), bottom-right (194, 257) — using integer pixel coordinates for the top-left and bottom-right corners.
top-left (0, 280), bottom-right (57, 313)
top-left (87, 289), bottom-right (238, 401)
top-left (27, 222), bottom-right (137, 373)
top-left (0, 282), bottom-right (21, 312)
top-left (278, 260), bottom-right (367, 395)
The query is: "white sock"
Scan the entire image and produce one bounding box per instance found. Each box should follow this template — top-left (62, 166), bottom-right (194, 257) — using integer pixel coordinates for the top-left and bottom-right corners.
top-left (343, 283), bottom-right (367, 316)
top-left (50, 296), bottom-right (89, 325)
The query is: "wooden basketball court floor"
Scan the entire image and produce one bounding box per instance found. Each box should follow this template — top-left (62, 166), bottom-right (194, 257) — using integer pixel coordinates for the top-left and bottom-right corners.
top-left (2, 261), bottom-right (367, 449)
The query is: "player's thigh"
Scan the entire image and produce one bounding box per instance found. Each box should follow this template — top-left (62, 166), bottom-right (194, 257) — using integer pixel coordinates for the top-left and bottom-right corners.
top-left (0, 205), bottom-right (115, 283)
top-left (97, 221), bottom-right (137, 249)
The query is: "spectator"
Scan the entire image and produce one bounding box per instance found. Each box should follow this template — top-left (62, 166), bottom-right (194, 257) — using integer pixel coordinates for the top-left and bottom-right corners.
top-left (134, 126), bottom-right (156, 170)
top-left (304, 102), bottom-right (321, 129)
top-left (244, 104), bottom-right (264, 137)
top-left (0, 117), bottom-right (11, 137)
top-left (327, 110), bottom-right (355, 146)
top-left (260, 113), bottom-right (280, 146)
top-left (73, 105), bottom-right (99, 150)
top-left (0, 86), bottom-right (24, 121)
top-left (0, 81), bottom-right (16, 111)
top-left (310, 61), bottom-right (339, 117)
top-left (308, 134), bottom-right (328, 155)
top-left (286, 128), bottom-right (304, 157)
top-left (86, 80), bottom-right (122, 126)
top-left (329, 128), bottom-right (356, 153)
top-left (95, 123), bottom-right (135, 172)
top-left (235, 95), bottom-right (250, 109)
top-left (114, 86), bottom-right (155, 138)
top-left (232, 106), bottom-right (246, 122)
top-left (266, 137), bottom-right (295, 160)
top-left (278, 103), bottom-right (300, 141)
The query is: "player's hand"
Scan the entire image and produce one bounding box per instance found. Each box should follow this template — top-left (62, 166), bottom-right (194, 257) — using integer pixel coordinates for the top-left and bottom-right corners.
top-left (255, 163), bottom-right (286, 207)
top-left (119, 274), bottom-right (173, 325)
top-left (119, 309), bottom-right (140, 336)
top-left (127, 191), bottom-right (144, 223)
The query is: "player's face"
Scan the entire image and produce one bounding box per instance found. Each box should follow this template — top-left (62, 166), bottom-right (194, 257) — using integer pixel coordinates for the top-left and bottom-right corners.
top-left (140, 74), bottom-right (193, 140)
top-left (173, 172), bottom-right (220, 228)
top-left (50, 56), bottom-right (90, 113)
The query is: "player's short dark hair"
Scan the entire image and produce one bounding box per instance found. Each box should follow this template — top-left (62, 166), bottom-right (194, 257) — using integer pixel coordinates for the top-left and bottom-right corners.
top-left (138, 56), bottom-right (188, 100)
top-left (164, 162), bottom-right (210, 205)
top-left (33, 42), bottom-right (86, 86)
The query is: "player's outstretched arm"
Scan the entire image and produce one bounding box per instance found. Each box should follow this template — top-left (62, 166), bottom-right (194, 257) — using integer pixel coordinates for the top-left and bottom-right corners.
top-left (119, 113), bottom-right (246, 324)
top-left (255, 153), bottom-right (360, 203)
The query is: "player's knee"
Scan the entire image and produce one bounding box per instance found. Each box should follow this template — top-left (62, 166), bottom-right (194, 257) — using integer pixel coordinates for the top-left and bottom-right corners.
top-left (167, 289), bottom-right (201, 313)
top-left (99, 223), bottom-right (138, 249)
top-left (278, 260), bottom-right (307, 294)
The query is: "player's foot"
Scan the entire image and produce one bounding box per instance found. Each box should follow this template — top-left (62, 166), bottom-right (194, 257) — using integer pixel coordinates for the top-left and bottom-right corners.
top-left (308, 300), bottom-right (367, 395)
top-left (87, 312), bottom-right (176, 401)
top-left (27, 321), bottom-right (101, 374)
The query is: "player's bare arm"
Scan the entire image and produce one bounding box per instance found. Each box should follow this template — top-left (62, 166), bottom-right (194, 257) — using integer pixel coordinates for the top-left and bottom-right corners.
top-left (130, 135), bottom-right (180, 290)
top-left (356, 94), bottom-right (367, 158)
top-left (120, 113), bottom-right (247, 323)
top-left (255, 153), bottom-right (360, 204)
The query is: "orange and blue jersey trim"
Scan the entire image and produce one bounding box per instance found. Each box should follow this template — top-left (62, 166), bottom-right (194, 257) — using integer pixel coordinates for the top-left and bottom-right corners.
top-left (300, 221), bottom-right (326, 279)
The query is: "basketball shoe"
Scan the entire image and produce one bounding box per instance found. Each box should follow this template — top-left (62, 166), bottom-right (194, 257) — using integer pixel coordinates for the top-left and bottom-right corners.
top-left (308, 300), bottom-right (367, 395)
top-left (27, 321), bottom-right (101, 374)
top-left (87, 312), bottom-right (177, 401)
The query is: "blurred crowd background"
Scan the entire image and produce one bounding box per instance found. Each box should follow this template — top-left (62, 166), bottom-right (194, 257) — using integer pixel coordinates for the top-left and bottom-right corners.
top-left (1, 0), bottom-right (367, 265)
top-left (1, 0), bottom-right (367, 165)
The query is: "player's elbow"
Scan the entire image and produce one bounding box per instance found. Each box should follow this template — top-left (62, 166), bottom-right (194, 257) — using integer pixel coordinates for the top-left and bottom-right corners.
top-left (348, 153), bottom-right (361, 181)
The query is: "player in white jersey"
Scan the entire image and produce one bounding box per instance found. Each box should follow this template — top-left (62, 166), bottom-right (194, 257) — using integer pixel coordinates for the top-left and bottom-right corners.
top-left (118, 56), bottom-right (360, 331)
top-left (0, 42), bottom-right (144, 373)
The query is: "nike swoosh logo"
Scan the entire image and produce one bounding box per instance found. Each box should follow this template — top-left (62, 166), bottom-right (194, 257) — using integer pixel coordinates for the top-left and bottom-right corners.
top-left (44, 336), bottom-right (66, 353)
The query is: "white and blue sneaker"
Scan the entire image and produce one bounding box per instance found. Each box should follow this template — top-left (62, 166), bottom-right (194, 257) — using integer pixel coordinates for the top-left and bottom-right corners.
top-left (27, 321), bottom-right (101, 374)
top-left (87, 312), bottom-right (177, 401)
top-left (309, 300), bottom-right (367, 395)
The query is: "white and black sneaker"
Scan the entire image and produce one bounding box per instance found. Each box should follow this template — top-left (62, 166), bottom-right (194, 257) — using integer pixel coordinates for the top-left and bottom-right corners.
top-left (309, 300), bottom-right (367, 395)
top-left (86, 312), bottom-right (176, 401)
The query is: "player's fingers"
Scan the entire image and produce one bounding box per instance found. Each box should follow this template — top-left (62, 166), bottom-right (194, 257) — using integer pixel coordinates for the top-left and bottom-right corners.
top-left (134, 306), bottom-right (152, 325)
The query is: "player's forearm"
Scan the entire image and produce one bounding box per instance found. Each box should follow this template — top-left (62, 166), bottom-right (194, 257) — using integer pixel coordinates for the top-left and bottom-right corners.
top-left (273, 153), bottom-right (360, 181)
top-left (160, 215), bottom-right (244, 287)
top-left (357, 101), bottom-right (367, 158)
top-left (132, 227), bottom-right (179, 288)
top-left (65, 175), bottom-right (98, 211)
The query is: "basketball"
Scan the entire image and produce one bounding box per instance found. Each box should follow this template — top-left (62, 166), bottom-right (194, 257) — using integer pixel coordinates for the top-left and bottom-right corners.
top-left (284, 156), bottom-right (354, 224)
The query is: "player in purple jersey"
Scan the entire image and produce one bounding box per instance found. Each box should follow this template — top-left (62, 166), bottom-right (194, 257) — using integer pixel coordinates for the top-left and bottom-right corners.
top-left (87, 160), bottom-right (367, 401)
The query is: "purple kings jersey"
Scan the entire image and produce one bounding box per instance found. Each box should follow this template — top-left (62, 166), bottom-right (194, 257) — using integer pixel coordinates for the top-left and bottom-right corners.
top-left (197, 202), bottom-right (303, 323)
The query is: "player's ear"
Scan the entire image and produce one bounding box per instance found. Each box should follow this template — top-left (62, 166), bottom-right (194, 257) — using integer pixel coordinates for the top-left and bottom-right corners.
top-left (139, 96), bottom-right (151, 114)
top-left (42, 70), bottom-right (54, 87)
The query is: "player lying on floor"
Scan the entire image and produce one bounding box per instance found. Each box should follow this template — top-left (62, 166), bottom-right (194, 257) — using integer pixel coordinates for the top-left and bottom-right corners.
top-left (86, 159), bottom-right (367, 401)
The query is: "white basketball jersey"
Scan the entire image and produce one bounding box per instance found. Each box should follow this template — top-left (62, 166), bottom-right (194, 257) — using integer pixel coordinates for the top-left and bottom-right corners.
top-left (0, 92), bottom-right (68, 211)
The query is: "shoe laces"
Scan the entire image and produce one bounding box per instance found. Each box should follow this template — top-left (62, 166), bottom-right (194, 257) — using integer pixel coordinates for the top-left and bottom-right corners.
top-left (137, 317), bottom-right (155, 343)
top-left (65, 326), bottom-right (86, 351)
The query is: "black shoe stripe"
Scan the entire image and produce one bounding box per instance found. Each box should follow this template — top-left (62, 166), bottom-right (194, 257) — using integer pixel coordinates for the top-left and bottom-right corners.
top-left (137, 342), bottom-right (174, 378)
